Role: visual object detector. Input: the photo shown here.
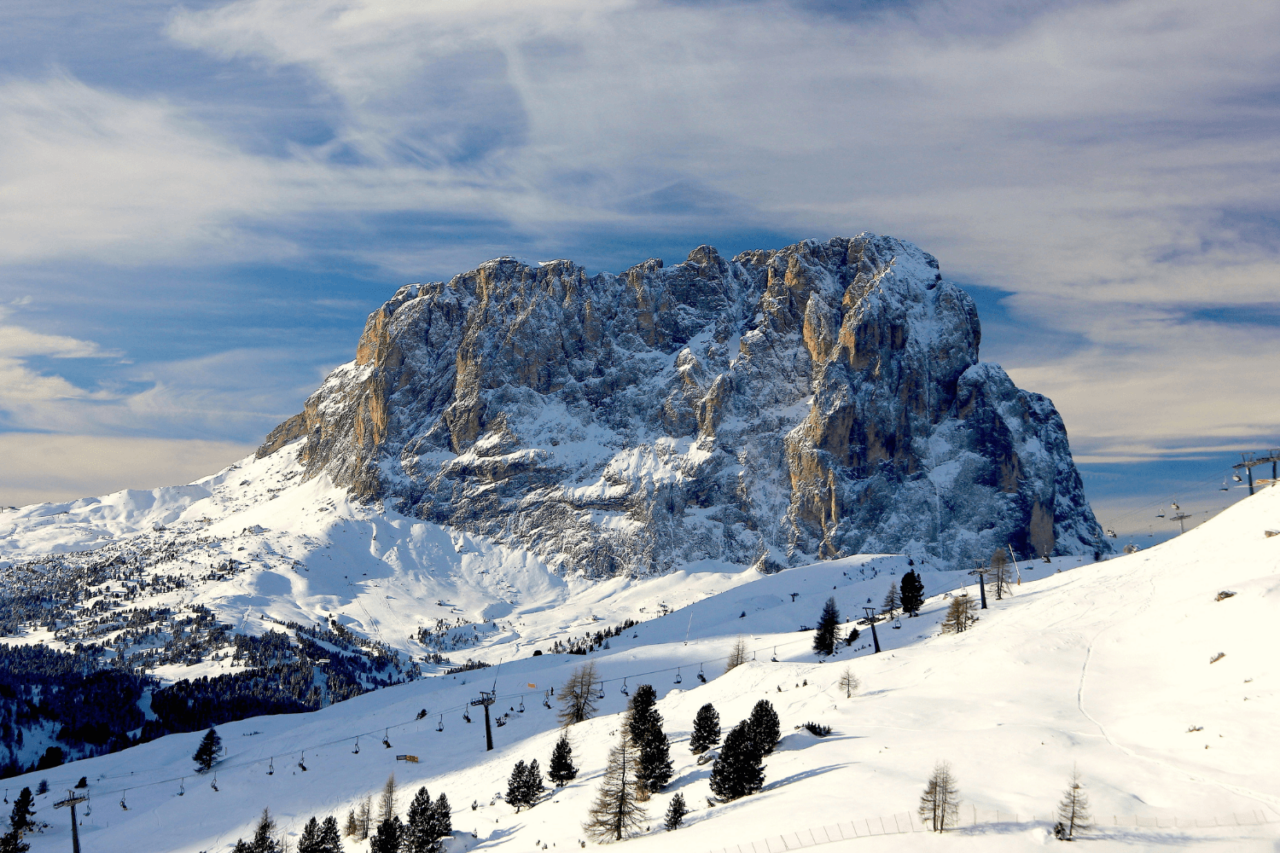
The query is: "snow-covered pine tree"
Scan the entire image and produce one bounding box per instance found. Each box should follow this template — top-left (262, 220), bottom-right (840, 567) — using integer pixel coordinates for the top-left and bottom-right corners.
top-left (900, 570), bottom-right (925, 616)
top-left (1055, 765), bottom-right (1091, 840)
top-left (664, 793), bottom-right (688, 831)
top-left (882, 582), bottom-right (900, 618)
top-left (405, 787), bottom-right (435, 853)
top-left (558, 662), bottom-right (599, 726)
top-left (548, 733), bottom-right (578, 786)
top-left (689, 703), bottom-right (721, 754)
top-left (813, 597), bottom-right (840, 656)
top-left (193, 726), bottom-right (222, 772)
top-left (506, 760), bottom-right (530, 812)
top-left (369, 816), bottom-right (403, 853)
top-left (725, 636), bottom-right (749, 673)
top-left (582, 730), bottom-right (648, 842)
top-left (748, 699), bottom-right (781, 755)
top-left (918, 761), bottom-right (960, 832)
top-left (526, 759), bottom-right (545, 801)
top-left (709, 721), bottom-right (764, 801)
top-left (627, 684), bottom-right (673, 791)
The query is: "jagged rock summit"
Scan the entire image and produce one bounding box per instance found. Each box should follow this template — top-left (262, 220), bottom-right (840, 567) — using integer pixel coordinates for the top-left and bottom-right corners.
top-left (259, 234), bottom-right (1107, 576)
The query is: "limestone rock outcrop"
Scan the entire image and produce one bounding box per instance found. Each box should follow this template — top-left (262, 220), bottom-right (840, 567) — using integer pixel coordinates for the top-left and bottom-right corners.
top-left (259, 235), bottom-right (1108, 575)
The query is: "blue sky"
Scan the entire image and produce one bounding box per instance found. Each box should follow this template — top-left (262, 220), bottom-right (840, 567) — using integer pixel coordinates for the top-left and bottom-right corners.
top-left (1, 0), bottom-right (1278, 537)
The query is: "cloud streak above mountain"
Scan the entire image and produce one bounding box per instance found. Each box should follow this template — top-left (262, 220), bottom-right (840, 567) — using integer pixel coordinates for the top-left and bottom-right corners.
top-left (0, 0), bottom-right (1277, 506)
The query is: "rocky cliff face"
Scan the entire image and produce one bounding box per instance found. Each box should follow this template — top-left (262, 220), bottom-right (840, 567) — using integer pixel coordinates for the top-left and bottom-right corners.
top-left (259, 235), bottom-right (1108, 576)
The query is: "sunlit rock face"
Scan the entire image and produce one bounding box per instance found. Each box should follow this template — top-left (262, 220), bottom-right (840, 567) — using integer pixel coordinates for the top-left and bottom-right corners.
top-left (260, 234), bottom-right (1107, 576)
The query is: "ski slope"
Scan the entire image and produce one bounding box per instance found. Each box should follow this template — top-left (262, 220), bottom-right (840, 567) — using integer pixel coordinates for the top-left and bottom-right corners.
top-left (6, 479), bottom-right (1278, 851)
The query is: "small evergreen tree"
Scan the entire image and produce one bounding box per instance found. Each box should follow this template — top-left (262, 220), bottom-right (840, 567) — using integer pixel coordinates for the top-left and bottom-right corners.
top-left (250, 808), bottom-right (281, 853)
top-left (583, 730), bottom-right (647, 842)
top-left (844, 625), bottom-right (860, 646)
top-left (900, 570), bottom-right (925, 616)
top-left (838, 667), bottom-right (860, 698)
top-left (748, 699), bottom-right (781, 755)
top-left (882, 583), bottom-right (900, 618)
top-left (628, 685), bottom-right (673, 791)
top-left (369, 816), bottom-right (403, 853)
top-left (664, 793), bottom-right (688, 831)
top-left (1055, 766), bottom-right (1091, 840)
top-left (548, 734), bottom-right (578, 786)
top-left (0, 828), bottom-right (29, 853)
top-left (689, 703), bottom-right (721, 754)
top-left (405, 787), bottom-right (435, 853)
top-left (710, 721), bottom-right (764, 801)
top-left (527, 759), bottom-right (546, 801)
top-left (725, 636), bottom-right (749, 673)
top-left (813, 597), bottom-right (840, 656)
top-left (318, 816), bottom-right (342, 853)
top-left (558, 662), bottom-right (600, 726)
top-left (297, 817), bottom-right (323, 853)
top-left (431, 793), bottom-right (451, 842)
top-left (8, 789), bottom-right (34, 837)
top-left (507, 760), bottom-right (530, 811)
top-left (918, 761), bottom-right (960, 832)
top-left (193, 726), bottom-right (222, 772)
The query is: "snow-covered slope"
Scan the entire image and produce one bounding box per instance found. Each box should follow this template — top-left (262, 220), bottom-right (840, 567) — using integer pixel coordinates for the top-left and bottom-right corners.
top-left (10, 482), bottom-right (1279, 852)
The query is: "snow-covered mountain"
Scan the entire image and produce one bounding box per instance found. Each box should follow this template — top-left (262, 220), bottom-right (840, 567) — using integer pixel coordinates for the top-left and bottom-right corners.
top-left (8, 466), bottom-right (1279, 852)
top-left (258, 234), bottom-right (1108, 576)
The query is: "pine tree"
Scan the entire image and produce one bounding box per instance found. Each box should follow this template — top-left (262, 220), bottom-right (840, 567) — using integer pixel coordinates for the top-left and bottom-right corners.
top-left (710, 721), bottom-right (765, 801)
top-left (1055, 766), bottom-right (1091, 840)
top-left (664, 793), bottom-right (688, 831)
top-left (689, 703), bottom-right (721, 754)
top-left (431, 793), bottom-right (451, 841)
top-left (343, 809), bottom-right (359, 838)
top-left (900, 569), bottom-right (925, 616)
top-left (379, 773), bottom-right (397, 824)
top-left (405, 787), bottom-right (436, 853)
top-left (918, 761), bottom-right (960, 832)
top-left (838, 667), bottom-right (860, 698)
top-left (318, 816), bottom-right (342, 853)
top-left (526, 759), bottom-right (545, 802)
top-left (8, 789), bottom-right (34, 836)
top-left (548, 734), bottom-right (578, 786)
top-left (250, 808), bottom-right (281, 853)
top-left (813, 597), bottom-right (840, 656)
top-left (844, 625), bottom-right (860, 646)
top-left (369, 816), bottom-right (403, 853)
top-left (558, 661), bottom-right (600, 726)
top-left (297, 817), bottom-right (322, 853)
top-left (941, 594), bottom-right (974, 634)
top-left (725, 636), bottom-right (749, 673)
top-left (193, 726), bottom-right (222, 772)
top-left (582, 730), bottom-right (648, 842)
top-left (0, 829), bottom-right (28, 853)
top-left (882, 582), bottom-right (901, 618)
top-left (506, 760), bottom-right (529, 811)
top-left (627, 684), bottom-right (673, 791)
top-left (748, 699), bottom-right (781, 755)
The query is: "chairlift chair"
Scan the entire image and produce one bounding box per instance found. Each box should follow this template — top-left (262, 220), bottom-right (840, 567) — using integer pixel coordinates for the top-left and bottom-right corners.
top-left (463, 709), bottom-right (472, 723)
top-left (267, 757), bottom-right (274, 776)
top-left (211, 773), bottom-right (219, 791)
top-left (518, 697), bottom-right (525, 712)
top-left (383, 729), bottom-right (392, 748)
top-left (620, 678), bottom-right (629, 697)
top-left (352, 737), bottom-right (360, 754)
top-left (179, 778), bottom-right (186, 795)
top-left (437, 714), bottom-right (444, 732)
top-left (120, 790), bottom-right (129, 810)
top-left (770, 646), bottom-right (778, 662)
top-left (674, 668), bottom-right (682, 685)
top-left (298, 752), bottom-right (307, 772)
top-left (84, 795), bottom-right (91, 817)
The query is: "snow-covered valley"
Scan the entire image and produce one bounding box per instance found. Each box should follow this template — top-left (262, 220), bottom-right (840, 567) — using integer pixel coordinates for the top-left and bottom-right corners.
top-left (1, 447), bottom-right (1277, 851)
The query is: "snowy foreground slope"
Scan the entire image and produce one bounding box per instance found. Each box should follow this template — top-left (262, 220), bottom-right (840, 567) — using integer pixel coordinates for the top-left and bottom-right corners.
top-left (9, 484), bottom-right (1280, 851)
